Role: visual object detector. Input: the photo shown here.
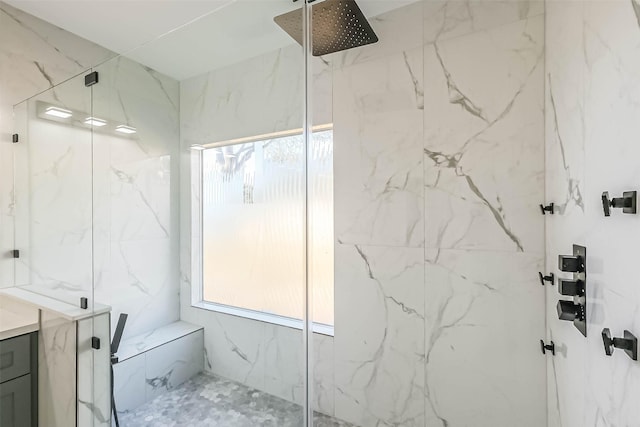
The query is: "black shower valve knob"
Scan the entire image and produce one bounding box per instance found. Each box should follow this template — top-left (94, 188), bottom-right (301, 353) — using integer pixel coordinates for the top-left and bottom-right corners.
top-left (558, 254), bottom-right (584, 273)
top-left (602, 191), bottom-right (637, 216)
top-left (602, 328), bottom-right (638, 360)
top-left (557, 300), bottom-right (584, 322)
top-left (558, 279), bottom-right (584, 296)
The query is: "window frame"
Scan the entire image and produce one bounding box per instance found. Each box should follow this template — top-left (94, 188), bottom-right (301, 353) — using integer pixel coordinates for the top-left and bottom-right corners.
top-left (190, 125), bottom-right (334, 337)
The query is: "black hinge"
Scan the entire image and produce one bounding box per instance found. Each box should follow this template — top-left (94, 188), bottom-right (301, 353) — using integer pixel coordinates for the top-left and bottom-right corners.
top-left (12, 249), bottom-right (19, 259)
top-left (540, 340), bottom-right (555, 356)
top-left (12, 134), bottom-right (18, 143)
top-left (85, 71), bottom-right (99, 87)
top-left (80, 297), bottom-right (88, 310)
top-left (91, 337), bottom-right (101, 350)
top-left (540, 203), bottom-right (554, 215)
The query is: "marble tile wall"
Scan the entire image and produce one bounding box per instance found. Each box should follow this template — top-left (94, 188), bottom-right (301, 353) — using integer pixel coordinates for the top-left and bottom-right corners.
top-left (0, 0), bottom-right (179, 341)
top-left (330, 1), bottom-right (546, 426)
top-left (180, 1), bottom-right (547, 426)
top-left (1, 6), bottom-right (184, 427)
top-left (91, 55), bottom-right (181, 341)
top-left (0, 0), bottom-right (114, 289)
top-left (545, 1), bottom-right (640, 425)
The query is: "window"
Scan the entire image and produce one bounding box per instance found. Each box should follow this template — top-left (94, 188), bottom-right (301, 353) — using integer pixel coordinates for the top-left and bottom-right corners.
top-left (192, 128), bottom-right (334, 334)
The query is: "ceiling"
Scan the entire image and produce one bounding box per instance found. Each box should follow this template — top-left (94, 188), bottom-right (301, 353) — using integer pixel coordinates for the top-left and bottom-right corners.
top-left (6, 0), bottom-right (414, 80)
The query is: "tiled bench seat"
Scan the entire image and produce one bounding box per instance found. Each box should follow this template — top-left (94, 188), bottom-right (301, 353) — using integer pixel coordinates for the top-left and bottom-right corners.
top-left (112, 321), bottom-right (204, 421)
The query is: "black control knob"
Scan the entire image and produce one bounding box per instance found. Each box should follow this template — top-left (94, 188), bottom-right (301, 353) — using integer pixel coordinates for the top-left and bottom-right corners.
top-left (558, 255), bottom-right (584, 273)
top-left (557, 300), bottom-right (583, 321)
top-left (558, 279), bottom-right (584, 296)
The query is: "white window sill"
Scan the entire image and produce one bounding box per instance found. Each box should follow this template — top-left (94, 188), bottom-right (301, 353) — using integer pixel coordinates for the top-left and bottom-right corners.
top-left (191, 300), bottom-right (335, 337)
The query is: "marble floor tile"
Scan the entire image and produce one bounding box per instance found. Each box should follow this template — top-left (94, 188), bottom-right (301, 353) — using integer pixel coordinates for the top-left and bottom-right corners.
top-left (118, 373), bottom-right (354, 427)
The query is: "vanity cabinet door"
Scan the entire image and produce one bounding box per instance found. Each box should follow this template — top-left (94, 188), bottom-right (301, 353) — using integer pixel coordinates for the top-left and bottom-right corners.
top-left (0, 334), bottom-right (31, 383)
top-left (0, 374), bottom-right (31, 427)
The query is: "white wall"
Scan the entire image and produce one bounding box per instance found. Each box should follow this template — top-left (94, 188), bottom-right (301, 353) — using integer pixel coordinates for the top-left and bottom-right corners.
top-left (546, 1), bottom-right (640, 425)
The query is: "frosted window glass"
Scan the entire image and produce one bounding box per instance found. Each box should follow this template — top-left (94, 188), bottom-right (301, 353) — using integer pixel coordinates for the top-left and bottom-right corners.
top-left (202, 130), bottom-right (334, 326)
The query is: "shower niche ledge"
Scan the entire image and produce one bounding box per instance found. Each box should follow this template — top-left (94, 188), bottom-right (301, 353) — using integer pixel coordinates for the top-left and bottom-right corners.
top-left (0, 286), bottom-right (110, 321)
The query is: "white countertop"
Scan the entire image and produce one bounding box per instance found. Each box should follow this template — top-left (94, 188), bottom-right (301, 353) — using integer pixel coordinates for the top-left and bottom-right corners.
top-left (0, 298), bottom-right (39, 341)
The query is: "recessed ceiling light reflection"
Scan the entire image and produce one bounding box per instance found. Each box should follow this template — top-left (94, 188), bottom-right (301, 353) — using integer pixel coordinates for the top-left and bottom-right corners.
top-left (190, 145), bottom-right (206, 151)
top-left (115, 125), bottom-right (137, 134)
top-left (45, 106), bottom-right (73, 119)
top-left (84, 117), bottom-right (107, 127)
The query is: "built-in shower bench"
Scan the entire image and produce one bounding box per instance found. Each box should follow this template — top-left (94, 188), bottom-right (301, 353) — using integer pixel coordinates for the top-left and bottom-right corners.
top-left (111, 320), bottom-right (204, 419)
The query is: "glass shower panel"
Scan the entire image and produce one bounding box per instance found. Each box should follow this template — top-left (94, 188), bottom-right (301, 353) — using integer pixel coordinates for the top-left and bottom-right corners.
top-left (13, 74), bottom-right (94, 306)
top-left (11, 72), bottom-right (100, 426)
top-left (0, 102), bottom-right (22, 288)
top-left (98, 1), bottom-right (309, 425)
top-left (308, 1), bottom-right (547, 426)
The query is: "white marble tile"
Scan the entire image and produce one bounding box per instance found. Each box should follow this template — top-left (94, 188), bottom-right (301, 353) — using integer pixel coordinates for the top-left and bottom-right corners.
top-left (313, 333), bottom-right (335, 417)
top-left (326, 1), bottom-right (425, 69)
top-left (0, 1), bottom-right (114, 106)
top-left (544, 4), bottom-right (587, 426)
top-left (198, 309), bottom-right (267, 391)
top-left (424, 14), bottom-right (544, 253)
top-left (423, 0), bottom-right (544, 45)
top-left (334, 244), bottom-right (425, 427)
top-left (94, 238), bottom-right (178, 340)
top-left (77, 313), bottom-right (112, 427)
top-left (38, 312), bottom-right (77, 427)
top-left (333, 47), bottom-right (424, 248)
top-left (180, 44), bottom-right (331, 147)
top-left (546, 2), bottom-right (640, 426)
top-left (145, 329), bottom-right (204, 401)
top-left (424, 249), bottom-right (545, 427)
top-left (113, 354), bottom-right (146, 416)
top-left (264, 323), bottom-right (305, 406)
top-left (90, 55), bottom-right (180, 341)
top-left (116, 320), bottom-right (202, 362)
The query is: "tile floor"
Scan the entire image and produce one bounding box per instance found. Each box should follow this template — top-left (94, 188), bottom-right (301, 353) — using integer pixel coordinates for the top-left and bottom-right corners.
top-left (118, 373), bottom-right (355, 427)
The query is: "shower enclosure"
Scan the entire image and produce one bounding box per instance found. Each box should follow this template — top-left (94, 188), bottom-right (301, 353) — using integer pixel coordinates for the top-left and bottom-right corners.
top-left (1, 0), bottom-right (547, 426)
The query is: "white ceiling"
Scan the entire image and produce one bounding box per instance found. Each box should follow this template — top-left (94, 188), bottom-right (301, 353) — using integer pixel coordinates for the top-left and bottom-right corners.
top-left (6, 0), bottom-right (414, 80)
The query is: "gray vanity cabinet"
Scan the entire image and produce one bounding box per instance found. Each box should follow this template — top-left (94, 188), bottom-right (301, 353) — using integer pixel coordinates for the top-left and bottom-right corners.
top-left (0, 332), bottom-right (38, 427)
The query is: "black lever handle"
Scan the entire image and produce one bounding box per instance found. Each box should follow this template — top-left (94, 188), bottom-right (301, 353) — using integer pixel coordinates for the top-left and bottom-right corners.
top-left (538, 272), bottom-right (554, 286)
top-left (602, 191), bottom-right (636, 217)
top-left (602, 328), bottom-right (638, 360)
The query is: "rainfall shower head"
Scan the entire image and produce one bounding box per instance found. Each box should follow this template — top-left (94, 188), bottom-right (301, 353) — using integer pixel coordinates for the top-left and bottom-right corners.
top-left (274, 0), bottom-right (379, 56)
